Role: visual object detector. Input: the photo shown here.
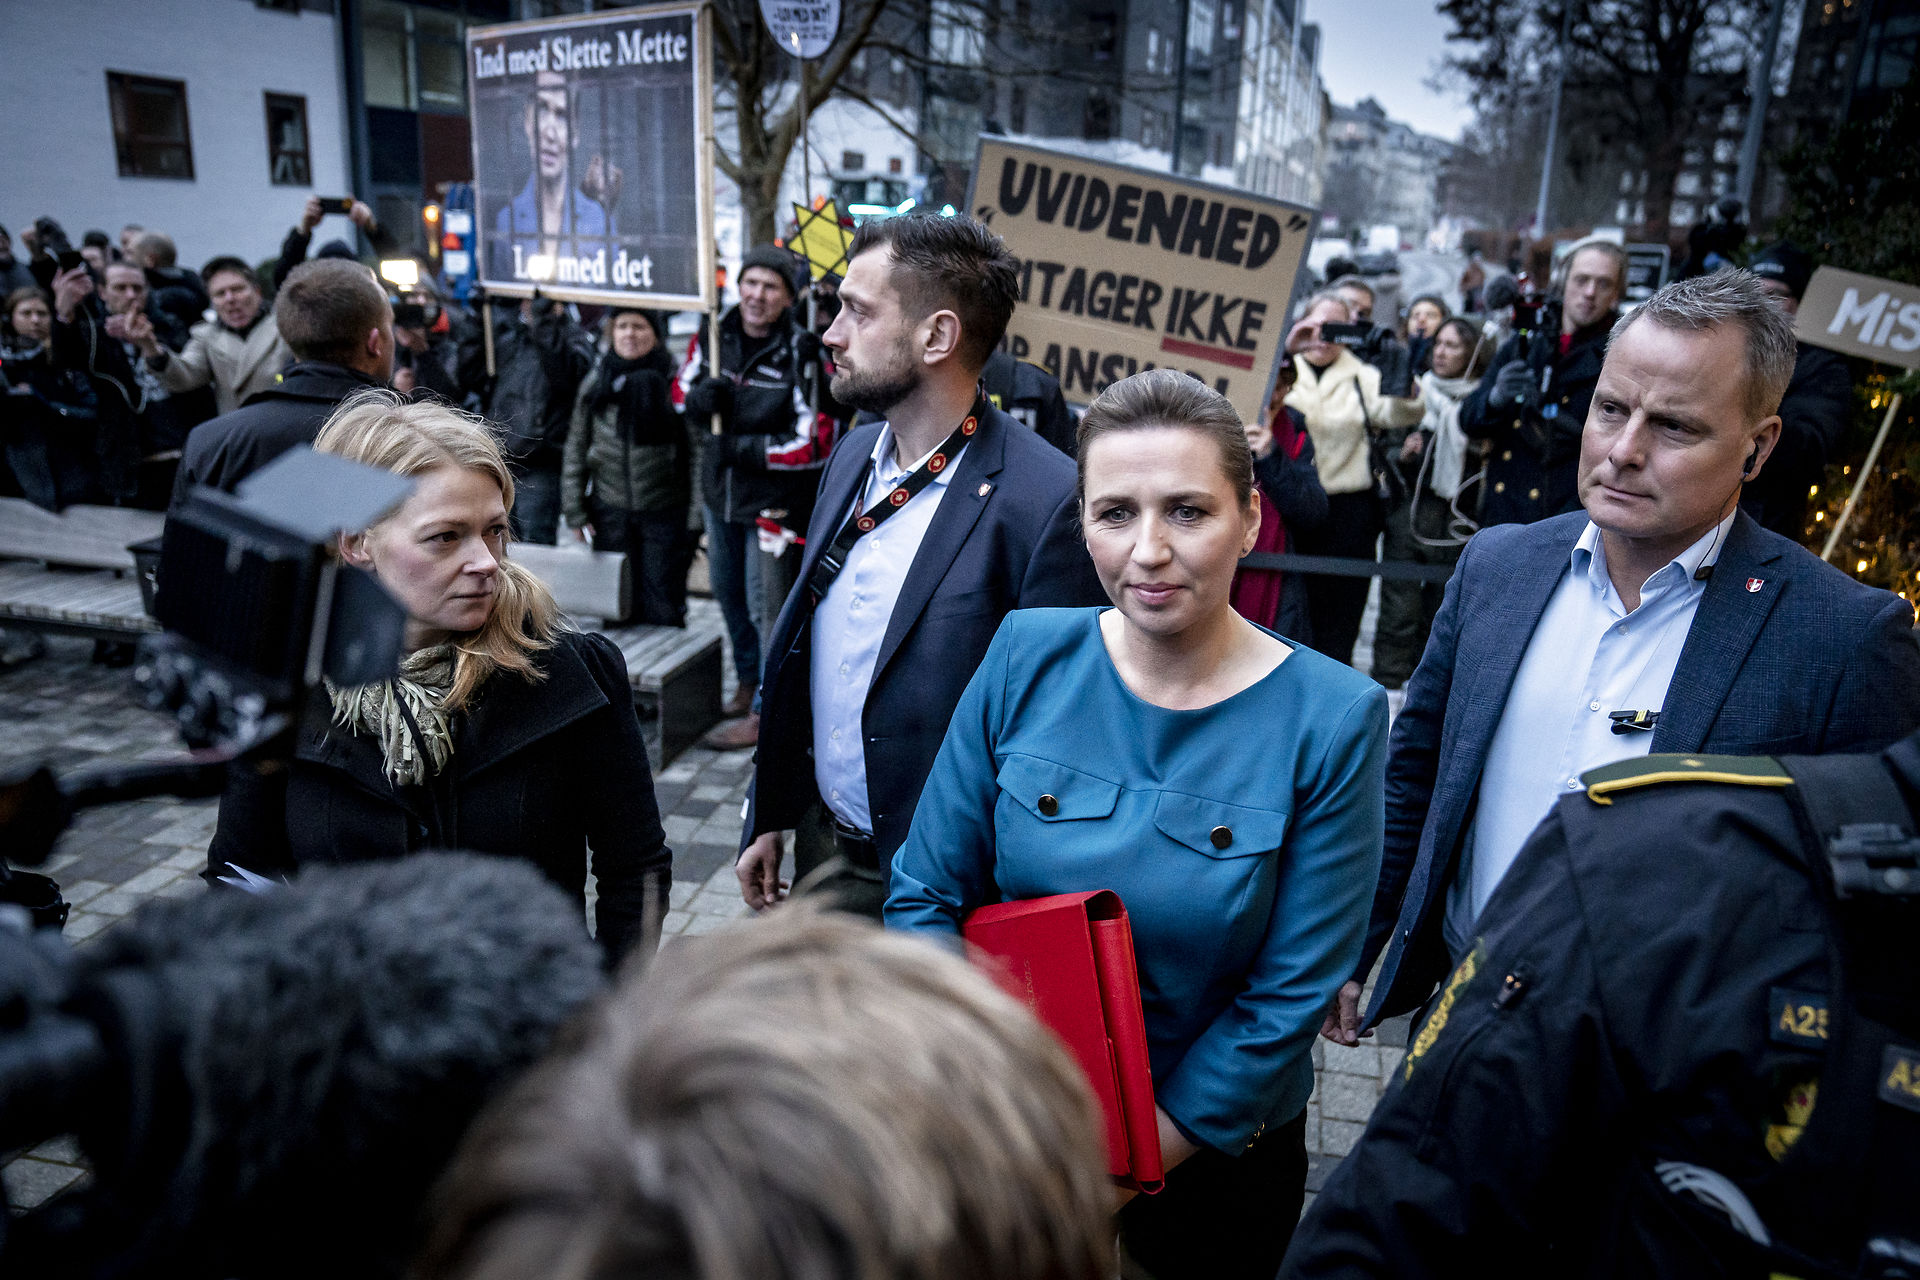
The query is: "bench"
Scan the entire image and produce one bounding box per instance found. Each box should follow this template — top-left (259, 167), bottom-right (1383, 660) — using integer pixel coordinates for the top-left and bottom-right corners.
top-left (604, 623), bottom-right (725, 764)
top-left (506, 543), bottom-right (723, 763)
top-left (0, 499), bottom-right (164, 638)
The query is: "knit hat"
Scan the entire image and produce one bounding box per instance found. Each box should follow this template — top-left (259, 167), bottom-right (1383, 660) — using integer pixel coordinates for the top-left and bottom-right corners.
top-left (739, 244), bottom-right (800, 302)
top-left (1749, 241), bottom-right (1813, 301)
top-left (605, 306), bottom-right (666, 345)
top-left (315, 239), bottom-right (359, 261)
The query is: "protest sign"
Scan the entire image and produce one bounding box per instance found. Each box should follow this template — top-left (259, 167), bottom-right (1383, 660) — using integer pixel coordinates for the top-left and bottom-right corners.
top-left (467, 3), bottom-right (714, 311)
top-left (967, 137), bottom-right (1316, 424)
top-left (1797, 266), bottom-right (1920, 370)
top-left (759, 0), bottom-right (840, 58)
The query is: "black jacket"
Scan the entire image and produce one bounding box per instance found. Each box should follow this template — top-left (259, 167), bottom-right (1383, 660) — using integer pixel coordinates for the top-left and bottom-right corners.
top-left (678, 305), bottom-right (834, 526)
top-left (1284, 734), bottom-right (1920, 1278)
top-left (170, 361), bottom-right (384, 507)
top-left (145, 264), bottom-right (209, 338)
top-left (205, 630), bottom-right (671, 963)
top-left (465, 305), bottom-right (594, 467)
top-left (982, 350), bottom-right (1075, 456)
top-left (0, 337), bottom-right (118, 510)
top-left (1742, 343), bottom-right (1852, 537)
top-left (1459, 317), bottom-right (1612, 526)
top-left (743, 404), bottom-right (1108, 864)
top-left (51, 302), bottom-right (190, 459)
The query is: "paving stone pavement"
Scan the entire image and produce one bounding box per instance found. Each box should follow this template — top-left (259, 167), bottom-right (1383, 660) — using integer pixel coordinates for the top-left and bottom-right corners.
top-left (1, 586), bottom-right (1405, 1216)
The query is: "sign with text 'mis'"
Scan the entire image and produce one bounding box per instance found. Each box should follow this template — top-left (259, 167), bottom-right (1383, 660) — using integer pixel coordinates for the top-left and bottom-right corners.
top-left (968, 137), bottom-right (1316, 424)
top-left (468, 3), bottom-right (714, 311)
top-left (1797, 266), bottom-right (1920, 369)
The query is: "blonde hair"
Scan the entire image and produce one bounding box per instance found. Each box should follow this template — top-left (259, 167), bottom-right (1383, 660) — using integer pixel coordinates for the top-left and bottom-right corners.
top-left (418, 905), bottom-right (1116, 1280)
top-left (314, 390), bottom-right (561, 710)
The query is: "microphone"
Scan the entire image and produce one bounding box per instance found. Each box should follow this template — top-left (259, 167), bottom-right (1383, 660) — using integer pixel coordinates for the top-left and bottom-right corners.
top-left (1482, 274), bottom-right (1520, 312)
top-left (0, 853), bottom-right (605, 1280)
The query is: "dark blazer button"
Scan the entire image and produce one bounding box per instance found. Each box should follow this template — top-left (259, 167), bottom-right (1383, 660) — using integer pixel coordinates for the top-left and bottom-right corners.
top-left (1038, 794), bottom-right (1059, 816)
top-left (1211, 825), bottom-right (1233, 849)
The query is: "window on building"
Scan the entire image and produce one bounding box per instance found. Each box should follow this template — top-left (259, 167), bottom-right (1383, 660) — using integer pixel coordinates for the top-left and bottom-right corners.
top-left (106, 72), bottom-right (194, 179)
top-left (842, 149), bottom-right (867, 171)
top-left (930, 0), bottom-right (985, 66)
top-left (265, 92), bottom-right (311, 186)
top-left (363, 0), bottom-right (466, 113)
top-left (1010, 83), bottom-right (1027, 133)
top-left (1089, 11), bottom-right (1118, 62)
top-left (1085, 90), bottom-right (1114, 141)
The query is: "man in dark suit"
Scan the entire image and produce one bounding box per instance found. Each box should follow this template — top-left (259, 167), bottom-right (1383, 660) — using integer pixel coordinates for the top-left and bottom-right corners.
top-left (1325, 269), bottom-right (1920, 1042)
top-left (734, 214), bottom-right (1104, 917)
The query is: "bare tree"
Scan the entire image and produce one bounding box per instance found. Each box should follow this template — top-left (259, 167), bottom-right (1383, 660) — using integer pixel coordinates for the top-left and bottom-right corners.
top-left (1440, 0), bottom-right (1765, 242)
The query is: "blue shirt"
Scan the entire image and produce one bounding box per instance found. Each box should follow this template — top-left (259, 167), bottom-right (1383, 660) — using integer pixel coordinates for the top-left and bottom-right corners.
top-left (810, 426), bottom-right (968, 834)
top-left (887, 608), bottom-right (1388, 1152)
top-left (1444, 512), bottom-right (1732, 956)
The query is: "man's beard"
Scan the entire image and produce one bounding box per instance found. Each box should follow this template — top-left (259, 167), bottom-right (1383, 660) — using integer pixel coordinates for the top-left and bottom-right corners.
top-left (831, 349), bottom-right (920, 414)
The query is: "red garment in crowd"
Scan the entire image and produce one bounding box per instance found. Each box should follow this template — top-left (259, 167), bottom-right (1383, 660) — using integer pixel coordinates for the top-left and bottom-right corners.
top-left (1229, 409), bottom-right (1306, 628)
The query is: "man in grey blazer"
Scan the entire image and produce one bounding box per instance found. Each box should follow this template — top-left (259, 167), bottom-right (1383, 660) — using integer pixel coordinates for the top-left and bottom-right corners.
top-left (1326, 270), bottom-right (1920, 1041)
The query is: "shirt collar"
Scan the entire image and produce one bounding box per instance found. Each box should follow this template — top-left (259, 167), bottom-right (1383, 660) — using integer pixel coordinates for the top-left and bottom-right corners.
top-left (870, 422), bottom-right (964, 488)
top-left (1572, 508), bottom-right (1736, 597)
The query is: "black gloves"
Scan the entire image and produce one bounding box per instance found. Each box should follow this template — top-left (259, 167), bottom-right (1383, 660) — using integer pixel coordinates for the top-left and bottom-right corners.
top-left (684, 374), bottom-right (732, 419)
top-left (1491, 360), bottom-right (1540, 414)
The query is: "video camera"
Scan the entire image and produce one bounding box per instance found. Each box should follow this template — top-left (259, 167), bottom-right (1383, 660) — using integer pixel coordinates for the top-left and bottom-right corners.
top-left (0, 445), bottom-right (413, 870)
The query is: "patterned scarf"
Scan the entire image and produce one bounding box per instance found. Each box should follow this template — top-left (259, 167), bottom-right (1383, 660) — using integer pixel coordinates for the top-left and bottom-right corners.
top-left (327, 644), bottom-right (458, 787)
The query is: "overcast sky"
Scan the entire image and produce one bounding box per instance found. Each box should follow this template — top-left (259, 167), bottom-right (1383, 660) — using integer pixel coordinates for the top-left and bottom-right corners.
top-left (1312, 0), bottom-right (1477, 141)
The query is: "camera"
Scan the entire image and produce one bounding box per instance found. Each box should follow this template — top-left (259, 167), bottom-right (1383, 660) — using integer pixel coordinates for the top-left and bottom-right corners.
top-left (1509, 275), bottom-right (1557, 337)
top-left (0, 447), bottom-right (414, 869)
top-left (391, 300), bottom-right (429, 329)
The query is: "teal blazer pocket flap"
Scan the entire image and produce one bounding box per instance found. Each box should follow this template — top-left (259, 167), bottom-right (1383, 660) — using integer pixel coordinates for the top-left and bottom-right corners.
top-left (997, 753), bottom-right (1122, 822)
top-left (1152, 792), bottom-right (1290, 858)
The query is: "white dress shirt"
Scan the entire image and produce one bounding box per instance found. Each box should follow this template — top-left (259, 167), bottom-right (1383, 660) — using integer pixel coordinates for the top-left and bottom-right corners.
top-left (810, 425), bottom-right (968, 835)
top-left (1441, 510), bottom-right (1735, 957)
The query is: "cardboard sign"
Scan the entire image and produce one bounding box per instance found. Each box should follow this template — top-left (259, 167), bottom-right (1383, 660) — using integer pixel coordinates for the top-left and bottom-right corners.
top-left (467, 3), bottom-right (715, 311)
top-left (1797, 266), bottom-right (1920, 369)
top-left (967, 137), bottom-right (1316, 424)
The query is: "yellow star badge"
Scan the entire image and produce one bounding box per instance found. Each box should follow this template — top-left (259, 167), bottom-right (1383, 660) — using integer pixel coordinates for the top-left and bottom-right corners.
top-left (791, 200), bottom-right (856, 282)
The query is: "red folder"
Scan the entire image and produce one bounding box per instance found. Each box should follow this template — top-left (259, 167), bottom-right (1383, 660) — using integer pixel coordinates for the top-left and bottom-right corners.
top-left (962, 890), bottom-right (1164, 1192)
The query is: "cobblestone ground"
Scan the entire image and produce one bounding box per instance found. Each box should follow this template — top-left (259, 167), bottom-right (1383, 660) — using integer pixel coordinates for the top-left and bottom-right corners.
top-left (2, 585), bottom-right (1405, 1218)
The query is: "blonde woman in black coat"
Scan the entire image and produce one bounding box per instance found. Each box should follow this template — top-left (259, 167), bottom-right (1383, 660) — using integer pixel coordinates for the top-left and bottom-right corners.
top-left (205, 391), bottom-right (671, 963)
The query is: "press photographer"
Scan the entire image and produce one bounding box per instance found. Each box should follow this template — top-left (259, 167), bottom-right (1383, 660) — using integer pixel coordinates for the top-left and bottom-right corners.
top-left (1458, 238), bottom-right (1627, 527)
top-left (1327, 273), bottom-right (1416, 398)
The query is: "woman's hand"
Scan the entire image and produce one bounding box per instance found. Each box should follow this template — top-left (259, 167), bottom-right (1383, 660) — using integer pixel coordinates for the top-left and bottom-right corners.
top-left (1244, 416), bottom-right (1274, 459)
top-left (1284, 315), bottom-right (1322, 356)
top-left (1399, 432), bottom-right (1425, 463)
top-left (1114, 1108), bottom-right (1202, 1211)
top-left (572, 524), bottom-right (594, 544)
top-left (1319, 979), bottom-right (1372, 1046)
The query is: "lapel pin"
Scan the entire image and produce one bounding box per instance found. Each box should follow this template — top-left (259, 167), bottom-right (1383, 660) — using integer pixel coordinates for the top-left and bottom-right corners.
top-left (977, 482), bottom-right (993, 498)
top-left (1745, 577), bottom-right (1765, 593)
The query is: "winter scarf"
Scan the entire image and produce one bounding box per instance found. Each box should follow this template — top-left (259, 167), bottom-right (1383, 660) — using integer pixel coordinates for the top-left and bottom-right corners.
top-left (1418, 370), bottom-right (1480, 501)
top-left (328, 643), bottom-right (458, 787)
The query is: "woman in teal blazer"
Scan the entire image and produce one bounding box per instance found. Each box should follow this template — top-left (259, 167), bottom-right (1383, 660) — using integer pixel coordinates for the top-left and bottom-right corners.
top-left (887, 370), bottom-right (1388, 1278)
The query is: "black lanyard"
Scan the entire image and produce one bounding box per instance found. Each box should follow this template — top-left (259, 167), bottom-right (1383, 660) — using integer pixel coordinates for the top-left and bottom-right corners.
top-left (807, 391), bottom-right (987, 604)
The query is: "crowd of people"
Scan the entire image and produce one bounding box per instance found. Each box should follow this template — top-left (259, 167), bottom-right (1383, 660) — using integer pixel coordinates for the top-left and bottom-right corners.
top-left (4, 189), bottom-right (1916, 1279)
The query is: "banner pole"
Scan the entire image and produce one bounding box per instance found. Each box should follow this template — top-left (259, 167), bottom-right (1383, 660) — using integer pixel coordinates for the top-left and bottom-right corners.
top-left (482, 300), bottom-right (496, 379)
top-left (1821, 392), bottom-right (1901, 562)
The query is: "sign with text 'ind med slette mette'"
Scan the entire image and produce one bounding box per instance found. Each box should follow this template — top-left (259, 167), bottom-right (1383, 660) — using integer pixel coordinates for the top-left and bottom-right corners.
top-left (467, 3), bottom-right (714, 311)
top-left (967, 137), bottom-right (1317, 426)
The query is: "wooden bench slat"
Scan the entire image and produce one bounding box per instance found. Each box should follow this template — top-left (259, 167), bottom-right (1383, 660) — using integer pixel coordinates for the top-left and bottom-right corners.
top-left (0, 498), bottom-right (164, 570)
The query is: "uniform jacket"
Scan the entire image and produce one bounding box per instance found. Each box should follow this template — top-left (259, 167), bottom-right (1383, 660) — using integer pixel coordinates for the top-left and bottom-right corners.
top-left (742, 404), bottom-right (1108, 862)
top-left (889, 609), bottom-right (1387, 1153)
top-left (1741, 343), bottom-right (1852, 537)
top-left (1459, 318), bottom-right (1611, 526)
top-left (1285, 734), bottom-right (1920, 1278)
top-left (673, 305), bottom-right (836, 527)
top-left (561, 349), bottom-right (688, 526)
top-left (170, 362), bottom-right (386, 507)
top-left (1285, 350), bottom-right (1423, 497)
top-left (981, 349), bottom-right (1075, 456)
top-left (1361, 508), bottom-right (1920, 1025)
top-left (156, 313), bottom-right (295, 417)
top-left (204, 630), bottom-right (669, 963)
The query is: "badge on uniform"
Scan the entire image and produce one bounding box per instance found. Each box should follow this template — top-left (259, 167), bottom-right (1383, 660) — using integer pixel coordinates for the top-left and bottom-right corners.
top-left (1746, 578), bottom-right (1765, 593)
top-left (1881, 1045), bottom-right (1920, 1115)
top-left (977, 482), bottom-right (993, 498)
top-left (1768, 988), bottom-right (1829, 1045)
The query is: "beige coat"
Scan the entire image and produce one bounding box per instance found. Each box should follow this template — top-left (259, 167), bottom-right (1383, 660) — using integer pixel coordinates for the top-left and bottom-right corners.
top-left (1284, 349), bottom-right (1423, 496)
top-left (157, 314), bottom-right (295, 416)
